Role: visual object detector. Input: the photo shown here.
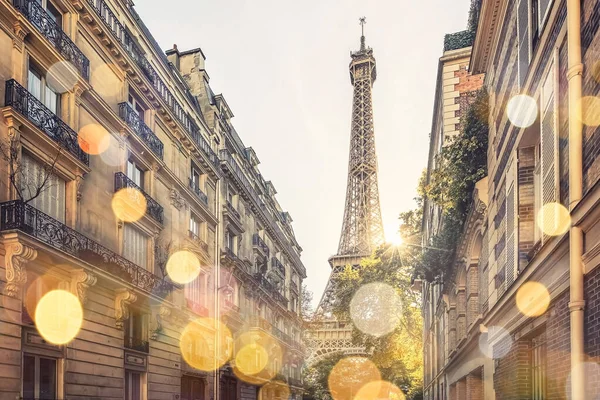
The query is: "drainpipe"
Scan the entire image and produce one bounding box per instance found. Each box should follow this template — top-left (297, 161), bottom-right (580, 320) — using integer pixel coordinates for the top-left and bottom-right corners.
top-left (567, 0), bottom-right (585, 398)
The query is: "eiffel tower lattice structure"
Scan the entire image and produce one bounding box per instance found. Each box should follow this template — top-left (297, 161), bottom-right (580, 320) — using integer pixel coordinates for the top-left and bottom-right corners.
top-left (305, 17), bottom-right (385, 366)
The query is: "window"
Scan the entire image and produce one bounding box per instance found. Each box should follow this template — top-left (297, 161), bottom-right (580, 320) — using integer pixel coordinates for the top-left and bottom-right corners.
top-left (531, 332), bottom-right (547, 399)
top-left (125, 370), bottom-right (143, 400)
top-left (128, 92), bottom-right (145, 120)
top-left (186, 272), bottom-right (207, 309)
top-left (291, 296), bottom-right (298, 313)
top-left (226, 230), bottom-right (236, 254)
top-left (23, 354), bottom-right (57, 400)
top-left (124, 310), bottom-right (147, 351)
top-left (123, 224), bottom-right (148, 268)
top-left (191, 164), bottom-right (202, 189)
top-left (35, 0), bottom-right (63, 26)
top-left (28, 64), bottom-right (60, 114)
top-left (127, 160), bottom-right (144, 188)
top-left (21, 153), bottom-right (66, 222)
top-left (189, 215), bottom-right (200, 239)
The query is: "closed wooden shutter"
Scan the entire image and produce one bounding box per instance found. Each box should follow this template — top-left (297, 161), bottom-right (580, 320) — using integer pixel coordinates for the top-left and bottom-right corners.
top-left (505, 152), bottom-right (518, 287)
top-left (518, 0), bottom-right (531, 87)
top-left (123, 224), bottom-right (148, 268)
top-left (540, 60), bottom-right (558, 241)
top-left (21, 154), bottom-right (65, 222)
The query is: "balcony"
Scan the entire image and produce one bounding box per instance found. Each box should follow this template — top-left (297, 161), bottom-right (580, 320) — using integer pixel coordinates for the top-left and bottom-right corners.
top-left (0, 200), bottom-right (173, 297)
top-left (252, 234), bottom-right (269, 258)
top-left (13, 0), bottom-right (90, 80)
top-left (254, 273), bottom-right (288, 307)
top-left (188, 178), bottom-right (209, 206)
top-left (271, 258), bottom-right (285, 277)
top-left (124, 335), bottom-right (149, 353)
top-left (248, 315), bottom-right (272, 331)
top-left (4, 80), bottom-right (89, 165)
top-left (225, 201), bottom-right (241, 221)
top-left (114, 172), bottom-right (163, 224)
top-left (223, 201), bottom-right (243, 232)
top-left (188, 230), bottom-right (209, 254)
top-left (186, 298), bottom-right (209, 317)
top-left (288, 377), bottom-right (303, 388)
top-left (271, 325), bottom-right (292, 344)
top-left (223, 299), bottom-right (240, 313)
top-left (118, 102), bottom-right (164, 159)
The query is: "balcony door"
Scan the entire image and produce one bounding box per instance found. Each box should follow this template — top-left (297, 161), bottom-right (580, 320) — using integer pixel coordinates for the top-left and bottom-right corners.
top-left (28, 64), bottom-right (60, 114)
top-left (127, 160), bottom-right (144, 188)
top-left (181, 375), bottom-right (205, 400)
top-left (21, 153), bottom-right (65, 222)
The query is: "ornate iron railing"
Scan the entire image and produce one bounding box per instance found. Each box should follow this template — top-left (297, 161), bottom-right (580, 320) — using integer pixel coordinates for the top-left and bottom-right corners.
top-left (0, 201), bottom-right (173, 297)
top-left (114, 172), bottom-right (163, 224)
top-left (253, 273), bottom-right (288, 307)
top-left (271, 258), bottom-right (285, 277)
top-left (271, 325), bottom-right (292, 344)
top-left (248, 315), bottom-right (272, 331)
top-left (13, 0), bottom-right (90, 80)
top-left (86, 0), bottom-right (220, 168)
top-left (225, 201), bottom-right (241, 221)
top-left (118, 102), bottom-right (163, 159)
top-left (288, 377), bottom-right (303, 387)
top-left (188, 178), bottom-right (208, 206)
top-left (124, 335), bottom-right (149, 353)
top-left (4, 80), bottom-right (89, 165)
top-left (188, 230), bottom-right (209, 253)
top-left (252, 233), bottom-right (269, 257)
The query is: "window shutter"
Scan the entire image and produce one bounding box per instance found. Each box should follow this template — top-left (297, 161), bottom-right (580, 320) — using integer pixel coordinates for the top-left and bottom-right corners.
top-left (505, 153), bottom-right (518, 287)
top-left (540, 0), bottom-right (552, 25)
top-left (540, 61), bottom-right (558, 241)
top-left (518, 0), bottom-right (531, 87)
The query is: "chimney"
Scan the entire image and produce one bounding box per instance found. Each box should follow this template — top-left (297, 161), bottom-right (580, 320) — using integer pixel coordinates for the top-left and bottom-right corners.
top-left (165, 44), bottom-right (180, 70)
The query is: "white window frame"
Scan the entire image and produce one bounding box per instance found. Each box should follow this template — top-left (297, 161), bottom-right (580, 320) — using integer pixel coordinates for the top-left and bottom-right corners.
top-left (28, 63), bottom-right (60, 114)
top-left (123, 224), bottom-right (149, 269)
top-left (22, 353), bottom-right (63, 399)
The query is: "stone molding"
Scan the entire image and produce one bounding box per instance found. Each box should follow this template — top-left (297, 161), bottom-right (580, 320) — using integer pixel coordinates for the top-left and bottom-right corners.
top-left (3, 240), bottom-right (37, 298)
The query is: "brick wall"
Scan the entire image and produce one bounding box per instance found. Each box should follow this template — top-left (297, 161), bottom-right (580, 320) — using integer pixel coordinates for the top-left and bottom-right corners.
top-left (585, 266), bottom-right (600, 395)
top-left (545, 291), bottom-right (570, 399)
top-left (493, 336), bottom-right (531, 399)
top-left (466, 265), bottom-right (479, 328)
top-left (466, 371), bottom-right (483, 400)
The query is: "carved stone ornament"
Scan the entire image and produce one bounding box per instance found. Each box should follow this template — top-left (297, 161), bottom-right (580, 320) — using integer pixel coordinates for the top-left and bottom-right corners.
top-left (150, 304), bottom-right (171, 340)
top-left (13, 20), bottom-right (29, 50)
top-left (169, 189), bottom-right (186, 210)
top-left (70, 269), bottom-right (97, 305)
top-left (76, 175), bottom-right (85, 202)
top-left (115, 289), bottom-right (138, 329)
top-left (3, 242), bottom-right (37, 298)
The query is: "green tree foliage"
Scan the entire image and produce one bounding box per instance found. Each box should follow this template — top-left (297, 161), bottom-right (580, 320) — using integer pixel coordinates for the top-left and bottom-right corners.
top-left (303, 352), bottom-right (346, 400)
top-left (418, 88), bottom-right (489, 280)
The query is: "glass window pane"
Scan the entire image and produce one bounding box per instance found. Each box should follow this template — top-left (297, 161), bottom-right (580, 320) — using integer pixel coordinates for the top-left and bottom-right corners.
top-left (39, 357), bottom-right (57, 400)
top-left (23, 355), bottom-right (35, 399)
top-left (28, 67), bottom-right (42, 101)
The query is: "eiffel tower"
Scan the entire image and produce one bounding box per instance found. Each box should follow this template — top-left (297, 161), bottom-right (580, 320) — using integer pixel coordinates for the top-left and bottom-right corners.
top-left (306, 18), bottom-right (384, 365)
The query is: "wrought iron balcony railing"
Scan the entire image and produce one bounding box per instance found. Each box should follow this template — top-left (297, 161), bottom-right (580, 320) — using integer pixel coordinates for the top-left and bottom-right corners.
top-left (189, 178), bottom-right (208, 206)
top-left (288, 377), bottom-right (303, 388)
top-left (118, 102), bottom-right (164, 159)
top-left (252, 233), bottom-right (269, 257)
top-left (124, 335), bottom-right (149, 353)
top-left (188, 230), bottom-right (209, 254)
top-left (0, 201), bottom-right (173, 297)
top-left (271, 258), bottom-right (285, 277)
top-left (253, 273), bottom-right (288, 307)
top-left (86, 0), bottom-right (219, 168)
top-left (13, 0), bottom-right (90, 80)
top-left (4, 80), bottom-right (89, 165)
top-left (225, 201), bottom-right (241, 221)
top-left (248, 315), bottom-right (272, 331)
top-left (271, 325), bottom-right (292, 344)
top-left (114, 172), bottom-right (163, 224)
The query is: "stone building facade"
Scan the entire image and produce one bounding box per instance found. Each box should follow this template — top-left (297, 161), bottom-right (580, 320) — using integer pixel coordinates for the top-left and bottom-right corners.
top-left (420, 0), bottom-right (600, 399)
top-left (0, 0), bottom-right (305, 399)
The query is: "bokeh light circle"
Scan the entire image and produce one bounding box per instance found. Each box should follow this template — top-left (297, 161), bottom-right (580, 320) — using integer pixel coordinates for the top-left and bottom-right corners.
top-left (47, 61), bottom-right (79, 94)
top-left (478, 325), bottom-right (513, 359)
top-left (350, 282), bottom-right (402, 337)
top-left (536, 202), bottom-right (571, 237)
top-left (166, 251), bottom-right (201, 284)
top-left (355, 380), bottom-right (406, 400)
top-left (507, 95), bottom-right (538, 128)
top-left (98, 134), bottom-right (123, 167)
top-left (235, 343), bottom-right (269, 376)
top-left (111, 188), bottom-right (147, 222)
top-left (328, 357), bottom-right (381, 400)
top-left (180, 318), bottom-right (232, 372)
top-left (516, 281), bottom-right (551, 317)
top-left (233, 331), bottom-right (281, 385)
top-left (78, 124), bottom-right (110, 155)
top-left (578, 96), bottom-right (600, 127)
top-left (258, 380), bottom-right (290, 399)
top-left (35, 290), bottom-right (83, 345)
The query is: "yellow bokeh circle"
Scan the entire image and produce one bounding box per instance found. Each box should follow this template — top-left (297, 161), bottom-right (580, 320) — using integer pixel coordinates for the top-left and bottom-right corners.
top-left (259, 380), bottom-right (290, 399)
top-left (350, 282), bottom-right (402, 338)
top-left (235, 344), bottom-right (269, 375)
top-left (233, 330), bottom-right (281, 385)
top-left (78, 124), bottom-right (110, 155)
top-left (180, 318), bottom-right (232, 372)
top-left (578, 96), bottom-right (600, 127)
top-left (328, 357), bottom-right (381, 400)
top-left (536, 202), bottom-right (571, 237)
top-left (355, 380), bottom-right (406, 400)
top-left (35, 290), bottom-right (83, 345)
top-left (167, 251), bottom-right (201, 284)
top-left (516, 281), bottom-right (551, 317)
top-left (112, 188), bottom-right (147, 222)
top-left (507, 95), bottom-right (538, 128)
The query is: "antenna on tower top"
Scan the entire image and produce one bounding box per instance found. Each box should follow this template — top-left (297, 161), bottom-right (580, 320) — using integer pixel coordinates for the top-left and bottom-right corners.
top-left (359, 17), bottom-right (367, 50)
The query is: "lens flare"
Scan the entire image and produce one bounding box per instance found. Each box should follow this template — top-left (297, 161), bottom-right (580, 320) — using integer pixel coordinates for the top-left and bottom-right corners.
top-left (24, 272), bottom-right (59, 323)
top-left (78, 124), bottom-right (110, 155)
top-left (328, 357), bottom-right (381, 400)
top-left (259, 380), bottom-right (290, 399)
top-left (180, 318), bottom-right (232, 372)
top-left (516, 281), bottom-right (551, 317)
top-left (578, 96), bottom-right (600, 127)
top-left (99, 134), bottom-right (123, 167)
top-left (536, 202), bottom-right (571, 237)
top-left (355, 380), bottom-right (406, 400)
top-left (350, 282), bottom-right (402, 337)
top-left (235, 344), bottom-right (269, 375)
top-left (35, 290), bottom-right (83, 345)
top-left (112, 188), bottom-right (147, 222)
top-left (233, 331), bottom-right (281, 384)
top-left (47, 61), bottom-right (79, 94)
top-left (167, 251), bottom-right (201, 284)
top-left (507, 95), bottom-right (538, 128)
top-left (478, 325), bottom-right (513, 359)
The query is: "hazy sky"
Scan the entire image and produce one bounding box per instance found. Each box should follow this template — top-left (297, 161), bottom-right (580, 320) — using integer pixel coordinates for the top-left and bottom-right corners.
top-left (136, 0), bottom-right (472, 306)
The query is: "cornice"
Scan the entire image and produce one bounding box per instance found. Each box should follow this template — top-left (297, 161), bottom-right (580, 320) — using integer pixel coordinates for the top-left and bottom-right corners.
top-left (471, 0), bottom-right (506, 74)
